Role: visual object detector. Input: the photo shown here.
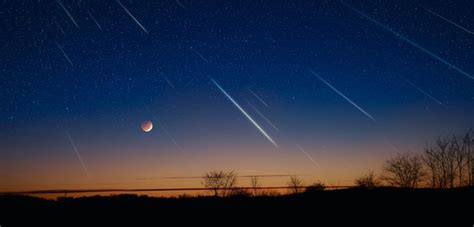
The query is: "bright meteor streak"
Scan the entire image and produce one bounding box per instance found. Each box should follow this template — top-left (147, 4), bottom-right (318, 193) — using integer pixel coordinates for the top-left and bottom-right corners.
top-left (339, 0), bottom-right (473, 80)
top-left (58, 1), bottom-right (79, 28)
top-left (211, 78), bottom-right (278, 148)
top-left (66, 131), bottom-right (90, 178)
top-left (116, 0), bottom-right (148, 34)
top-left (310, 70), bottom-right (376, 122)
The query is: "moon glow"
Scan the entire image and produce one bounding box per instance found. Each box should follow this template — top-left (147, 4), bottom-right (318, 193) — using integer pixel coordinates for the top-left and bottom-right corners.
top-left (141, 121), bottom-right (153, 132)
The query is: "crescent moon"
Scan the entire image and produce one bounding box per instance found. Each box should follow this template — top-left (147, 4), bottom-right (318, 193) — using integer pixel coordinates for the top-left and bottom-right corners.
top-left (141, 121), bottom-right (153, 132)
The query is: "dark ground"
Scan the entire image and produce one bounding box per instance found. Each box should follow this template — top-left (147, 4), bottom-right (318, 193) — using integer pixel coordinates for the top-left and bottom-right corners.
top-left (1, 187), bottom-right (473, 226)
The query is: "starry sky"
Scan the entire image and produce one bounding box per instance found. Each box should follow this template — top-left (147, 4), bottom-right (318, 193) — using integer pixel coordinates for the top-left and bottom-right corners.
top-left (1, 0), bottom-right (473, 192)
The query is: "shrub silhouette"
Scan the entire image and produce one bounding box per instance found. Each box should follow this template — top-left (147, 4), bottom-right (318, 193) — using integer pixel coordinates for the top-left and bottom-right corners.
top-left (304, 181), bottom-right (326, 193)
top-left (355, 171), bottom-right (380, 189)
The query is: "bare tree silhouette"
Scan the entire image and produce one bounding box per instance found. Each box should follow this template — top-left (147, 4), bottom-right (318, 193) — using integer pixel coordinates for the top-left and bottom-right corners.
top-left (250, 176), bottom-right (261, 196)
top-left (355, 171), bottom-right (380, 189)
top-left (202, 170), bottom-right (238, 197)
top-left (465, 130), bottom-right (474, 186)
top-left (287, 176), bottom-right (304, 194)
top-left (381, 153), bottom-right (425, 188)
top-left (458, 130), bottom-right (473, 186)
top-left (424, 131), bottom-right (474, 188)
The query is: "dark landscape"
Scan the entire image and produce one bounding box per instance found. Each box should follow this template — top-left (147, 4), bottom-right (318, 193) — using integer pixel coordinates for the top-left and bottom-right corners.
top-left (2, 187), bottom-right (474, 225)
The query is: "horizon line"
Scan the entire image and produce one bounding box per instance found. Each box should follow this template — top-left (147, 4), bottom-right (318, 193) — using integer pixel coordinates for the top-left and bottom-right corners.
top-left (138, 174), bottom-right (309, 180)
top-left (1, 186), bottom-right (351, 195)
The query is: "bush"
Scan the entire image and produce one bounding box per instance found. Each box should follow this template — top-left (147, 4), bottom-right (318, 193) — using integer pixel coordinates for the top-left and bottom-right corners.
top-left (304, 181), bottom-right (326, 193)
top-left (355, 172), bottom-right (380, 189)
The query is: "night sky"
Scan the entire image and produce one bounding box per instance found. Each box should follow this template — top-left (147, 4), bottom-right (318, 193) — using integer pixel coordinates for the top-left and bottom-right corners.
top-left (1, 0), bottom-right (473, 192)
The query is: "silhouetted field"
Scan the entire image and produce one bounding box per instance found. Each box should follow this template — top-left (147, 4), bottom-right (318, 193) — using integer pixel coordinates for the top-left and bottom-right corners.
top-left (1, 187), bottom-right (473, 225)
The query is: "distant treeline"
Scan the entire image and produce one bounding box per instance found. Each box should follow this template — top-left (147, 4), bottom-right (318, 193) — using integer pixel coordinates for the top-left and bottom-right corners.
top-left (202, 130), bottom-right (474, 196)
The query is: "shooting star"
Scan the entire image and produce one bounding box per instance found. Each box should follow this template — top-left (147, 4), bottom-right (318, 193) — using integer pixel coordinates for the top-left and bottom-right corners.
top-left (143, 104), bottom-right (183, 151)
top-left (211, 78), bottom-right (278, 148)
top-left (162, 75), bottom-right (175, 89)
top-left (55, 21), bottom-right (66, 35)
top-left (297, 145), bottom-right (320, 167)
top-left (339, 0), bottom-right (474, 80)
top-left (383, 136), bottom-right (401, 153)
top-left (176, 0), bottom-right (186, 9)
top-left (404, 79), bottom-right (447, 107)
top-left (246, 100), bottom-right (279, 132)
top-left (116, 0), bottom-right (148, 34)
top-left (65, 131), bottom-right (90, 178)
top-left (87, 10), bottom-right (103, 31)
top-left (191, 48), bottom-right (209, 63)
top-left (155, 120), bottom-right (182, 151)
top-left (56, 42), bottom-right (73, 66)
top-left (248, 88), bottom-right (270, 108)
top-left (310, 70), bottom-right (376, 122)
top-left (57, 1), bottom-right (79, 28)
top-left (423, 7), bottom-right (474, 35)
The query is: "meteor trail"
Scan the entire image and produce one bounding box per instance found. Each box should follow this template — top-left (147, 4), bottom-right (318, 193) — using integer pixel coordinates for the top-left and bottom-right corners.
top-left (423, 7), bottom-right (474, 35)
top-left (176, 0), bottom-right (186, 9)
top-left (246, 100), bottom-right (279, 132)
top-left (66, 131), bottom-right (90, 178)
top-left (87, 10), bottom-right (103, 31)
top-left (56, 42), bottom-right (73, 66)
top-left (162, 75), bottom-right (175, 89)
top-left (57, 1), bottom-right (79, 28)
top-left (297, 145), bottom-right (320, 167)
top-left (404, 79), bottom-right (447, 107)
top-left (116, 0), bottom-right (148, 34)
top-left (155, 120), bottom-right (183, 151)
top-left (310, 70), bottom-right (376, 122)
top-left (55, 21), bottom-right (66, 35)
top-left (143, 104), bottom-right (183, 151)
top-left (384, 136), bottom-right (401, 153)
top-left (248, 88), bottom-right (270, 108)
top-left (211, 78), bottom-right (278, 148)
top-left (191, 48), bottom-right (209, 63)
top-left (339, 0), bottom-right (474, 80)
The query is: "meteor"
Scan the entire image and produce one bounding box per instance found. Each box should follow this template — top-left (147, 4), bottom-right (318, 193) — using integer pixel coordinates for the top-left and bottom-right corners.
top-left (176, 0), bottom-right (186, 9)
top-left (55, 21), bottom-right (66, 35)
top-left (66, 131), bottom-right (90, 178)
top-left (116, 0), bottom-right (148, 34)
top-left (310, 70), bottom-right (376, 122)
top-left (248, 88), bottom-right (270, 108)
top-left (58, 1), bottom-right (79, 28)
top-left (143, 104), bottom-right (183, 151)
top-left (211, 78), bottom-right (278, 148)
top-left (87, 10), bottom-right (103, 31)
top-left (162, 75), bottom-right (176, 89)
top-left (423, 7), bottom-right (474, 35)
top-left (56, 42), bottom-right (73, 66)
top-left (404, 79), bottom-right (447, 107)
top-left (297, 145), bottom-right (320, 167)
top-left (246, 100), bottom-right (279, 132)
top-left (191, 48), bottom-right (209, 63)
top-left (339, 0), bottom-right (473, 80)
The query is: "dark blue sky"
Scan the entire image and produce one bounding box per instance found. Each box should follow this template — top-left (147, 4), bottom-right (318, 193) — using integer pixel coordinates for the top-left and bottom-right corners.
top-left (1, 0), bottom-right (473, 190)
